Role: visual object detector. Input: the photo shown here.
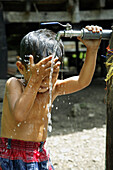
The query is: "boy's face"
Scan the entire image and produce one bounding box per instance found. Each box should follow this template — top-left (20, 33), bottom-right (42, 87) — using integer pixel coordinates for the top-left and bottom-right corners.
top-left (17, 55), bottom-right (60, 93)
top-left (19, 63), bottom-right (59, 94)
top-left (25, 69), bottom-right (59, 93)
top-left (38, 72), bottom-right (59, 93)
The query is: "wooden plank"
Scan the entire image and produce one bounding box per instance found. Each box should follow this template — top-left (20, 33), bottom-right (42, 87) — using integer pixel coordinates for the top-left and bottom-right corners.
top-left (79, 9), bottom-right (113, 22)
top-left (4, 9), bottom-right (113, 23)
top-left (100, 0), bottom-right (105, 8)
top-left (105, 27), bottom-right (113, 170)
top-left (4, 11), bottom-right (71, 23)
top-left (1, 0), bottom-right (66, 4)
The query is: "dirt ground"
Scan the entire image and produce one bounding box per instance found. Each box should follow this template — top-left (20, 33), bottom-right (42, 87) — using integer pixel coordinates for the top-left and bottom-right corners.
top-left (47, 78), bottom-right (106, 170)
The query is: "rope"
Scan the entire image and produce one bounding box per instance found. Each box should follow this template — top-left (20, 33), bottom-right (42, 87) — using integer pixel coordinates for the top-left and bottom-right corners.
top-left (105, 45), bottom-right (113, 82)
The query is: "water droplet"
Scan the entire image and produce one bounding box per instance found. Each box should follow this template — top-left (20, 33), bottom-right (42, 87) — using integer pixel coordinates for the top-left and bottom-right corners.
top-left (47, 112), bottom-right (51, 119)
top-left (48, 125), bottom-right (52, 132)
top-left (69, 102), bottom-right (71, 105)
top-left (56, 106), bottom-right (58, 110)
top-left (43, 105), bottom-right (45, 108)
top-left (39, 132), bottom-right (42, 136)
top-left (29, 85), bottom-right (32, 88)
top-left (42, 117), bottom-right (44, 121)
top-left (13, 129), bottom-right (16, 132)
top-left (57, 98), bottom-right (59, 102)
top-left (17, 122), bottom-right (21, 127)
top-left (42, 64), bottom-right (45, 67)
top-left (63, 91), bottom-right (66, 94)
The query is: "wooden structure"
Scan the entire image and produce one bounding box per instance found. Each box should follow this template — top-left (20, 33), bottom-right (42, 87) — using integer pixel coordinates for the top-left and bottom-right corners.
top-left (106, 28), bottom-right (113, 170)
top-left (0, 0), bottom-right (113, 78)
top-left (1, 0), bottom-right (113, 23)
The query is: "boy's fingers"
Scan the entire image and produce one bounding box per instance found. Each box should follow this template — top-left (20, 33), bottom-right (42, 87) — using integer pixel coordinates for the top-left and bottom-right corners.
top-left (53, 61), bottom-right (61, 69)
top-left (45, 57), bottom-right (59, 68)
top-left (85, 25), bottom-right (102, 33)
top-left (85, 25), bottom-right (92, 31)
top-left (29, 55), bottom-right (34, 65)
top-left (41, 55), bottom-right (52, 65)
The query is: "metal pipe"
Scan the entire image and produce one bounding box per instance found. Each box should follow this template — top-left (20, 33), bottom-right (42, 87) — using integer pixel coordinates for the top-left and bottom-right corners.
top-left (41, 22), bottom-right (112, 41)
top-left (56, 28), bottom-right (112, 41)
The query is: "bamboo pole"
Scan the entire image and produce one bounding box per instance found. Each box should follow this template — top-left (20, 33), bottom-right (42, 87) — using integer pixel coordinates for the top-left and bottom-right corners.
top-left (106, 26), bottom-right (113, 170)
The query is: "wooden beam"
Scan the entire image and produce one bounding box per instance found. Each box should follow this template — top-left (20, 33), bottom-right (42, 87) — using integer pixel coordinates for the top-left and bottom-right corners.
top-left (78, 9), bottom-right (113, 22)
top-left (4, 11), bottom-right (71, 23)
top-left (106, 27), bottom-right (113, 169)
top-left (1, 0), bottom-right (66, 4)
top-left (4, 9), bottom-right (113, 23)
top-left (100, 0), bottom-right (105, 8)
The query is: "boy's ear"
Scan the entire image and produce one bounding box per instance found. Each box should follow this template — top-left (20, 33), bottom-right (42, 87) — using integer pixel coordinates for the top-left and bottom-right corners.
top-left (16, 61), bottom-right (25, 74)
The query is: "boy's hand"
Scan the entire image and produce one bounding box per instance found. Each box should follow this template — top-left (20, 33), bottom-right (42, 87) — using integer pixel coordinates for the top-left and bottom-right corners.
top-left (77, 25), bottom-right (102, 50)
top-left (29, 55), bottom-right (60, 84)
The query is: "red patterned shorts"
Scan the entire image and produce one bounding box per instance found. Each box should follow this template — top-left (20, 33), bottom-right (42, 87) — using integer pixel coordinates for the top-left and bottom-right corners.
top-left (0, 137), bottom-right (54, 170)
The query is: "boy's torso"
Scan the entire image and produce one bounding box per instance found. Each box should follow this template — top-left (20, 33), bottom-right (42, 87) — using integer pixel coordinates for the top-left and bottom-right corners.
top-left (1, 78), bottom-right (55, 142)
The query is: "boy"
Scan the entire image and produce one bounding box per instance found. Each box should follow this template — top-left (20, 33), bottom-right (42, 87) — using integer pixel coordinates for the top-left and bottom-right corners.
top-left (0, 25), bottom-right (102, 169)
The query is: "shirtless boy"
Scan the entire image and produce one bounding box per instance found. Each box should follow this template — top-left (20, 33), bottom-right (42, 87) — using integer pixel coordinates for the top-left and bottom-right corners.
top-left (0, 25), bottom-right (102, 169)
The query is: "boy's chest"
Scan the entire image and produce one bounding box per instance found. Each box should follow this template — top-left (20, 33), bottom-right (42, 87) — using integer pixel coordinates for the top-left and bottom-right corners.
top-left (26, 93), bottom-right (49, 121)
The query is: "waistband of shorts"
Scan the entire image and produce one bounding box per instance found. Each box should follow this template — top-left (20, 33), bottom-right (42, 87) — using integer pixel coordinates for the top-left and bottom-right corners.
top-left (0, 137), bottom-right (45, 151)
top-left (0, 137), bottom-right (48, 163)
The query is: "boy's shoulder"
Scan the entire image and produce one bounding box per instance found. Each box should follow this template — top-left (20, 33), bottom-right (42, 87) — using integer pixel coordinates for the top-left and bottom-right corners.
top-left (6, 77), bottom-right (22, 90)
top-left (6, 77), bottom-right (18, 86)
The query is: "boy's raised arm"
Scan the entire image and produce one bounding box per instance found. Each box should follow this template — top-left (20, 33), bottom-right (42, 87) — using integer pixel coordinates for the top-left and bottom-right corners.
top-left (55, 26), bottom-right (102, 96)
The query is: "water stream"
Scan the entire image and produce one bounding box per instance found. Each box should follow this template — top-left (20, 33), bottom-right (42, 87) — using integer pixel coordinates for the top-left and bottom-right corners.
top-left (47, 42), bottom-right (59, 132)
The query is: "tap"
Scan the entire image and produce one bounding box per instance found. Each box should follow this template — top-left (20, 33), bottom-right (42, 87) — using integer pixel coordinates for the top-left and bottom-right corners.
top-left (56, 29), bottom-right (81, 41)
top-left (41, 22), bottom-right (112, 41)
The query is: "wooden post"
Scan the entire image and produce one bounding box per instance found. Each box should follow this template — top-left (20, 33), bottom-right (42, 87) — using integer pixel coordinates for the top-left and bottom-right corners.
top-left (106, 26), bottom-right (113, 170)
top-left (0, 3), bottom-right (8, 79)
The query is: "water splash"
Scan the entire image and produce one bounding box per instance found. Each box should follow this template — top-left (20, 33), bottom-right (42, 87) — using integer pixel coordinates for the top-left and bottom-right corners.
top-left (17, 122), bottom-right (21, 127)
top-left (47, 42), bottom-right (59, 132)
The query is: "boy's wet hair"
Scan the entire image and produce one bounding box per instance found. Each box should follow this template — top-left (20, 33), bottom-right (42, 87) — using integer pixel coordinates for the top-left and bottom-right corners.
top-left (20, 29), bottom-right (64, 68)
